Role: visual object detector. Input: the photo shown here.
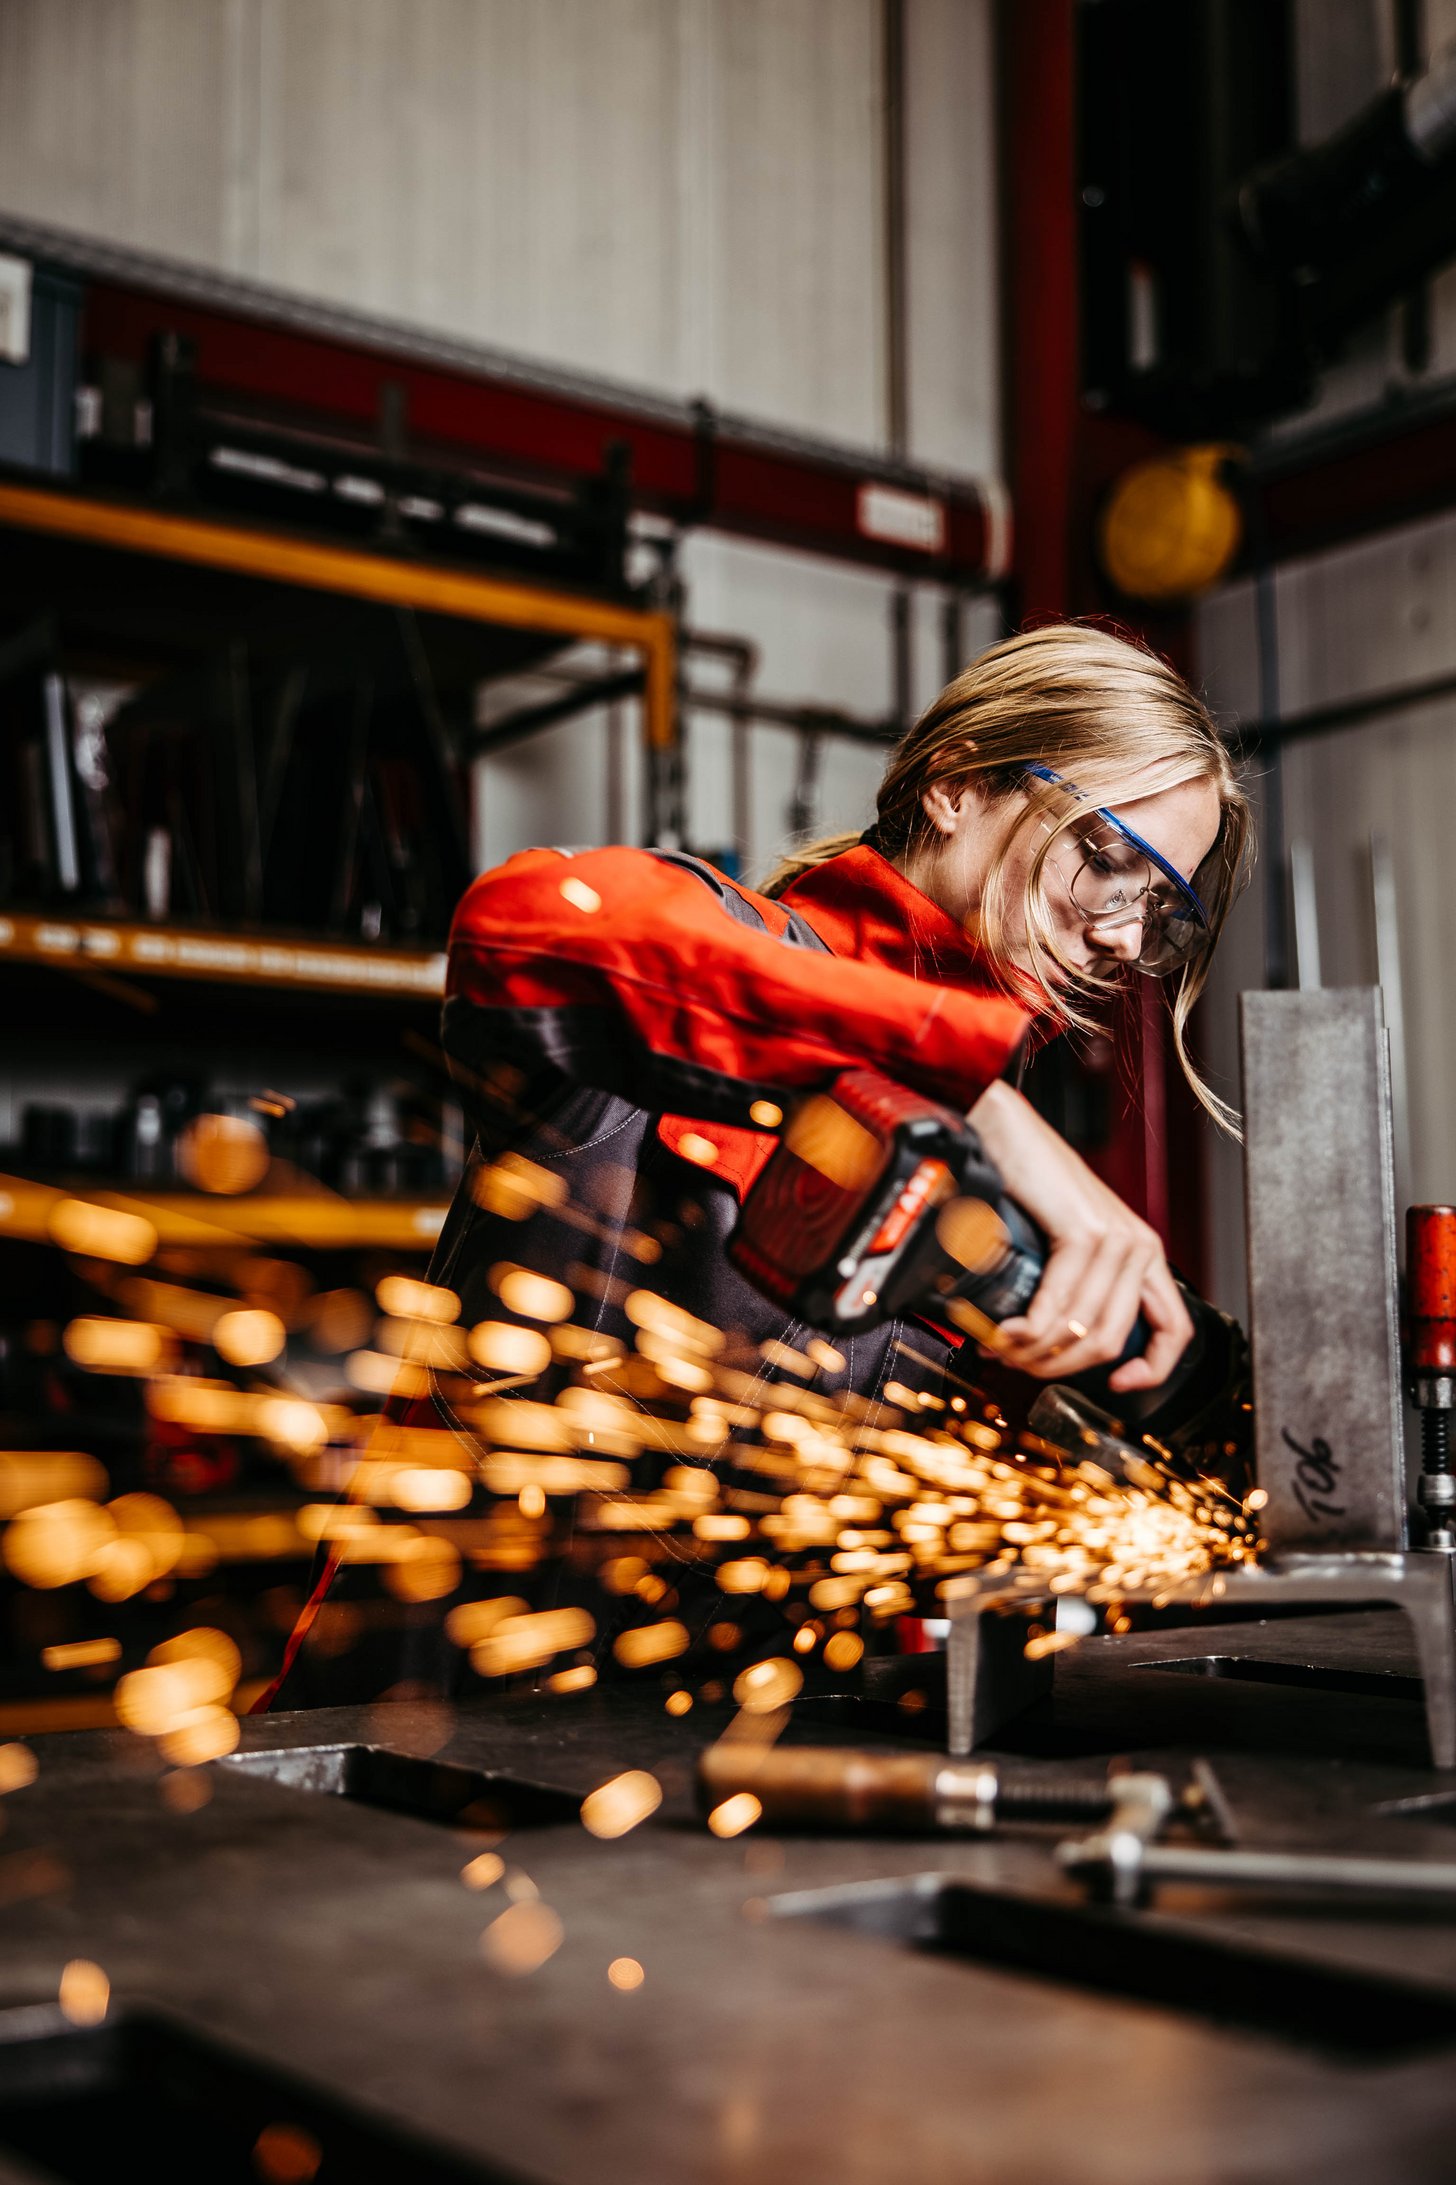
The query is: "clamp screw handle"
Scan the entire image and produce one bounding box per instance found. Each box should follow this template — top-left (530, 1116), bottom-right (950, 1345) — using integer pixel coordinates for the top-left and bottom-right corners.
top-left (1409, 1207), bottom-right (1456, 1548)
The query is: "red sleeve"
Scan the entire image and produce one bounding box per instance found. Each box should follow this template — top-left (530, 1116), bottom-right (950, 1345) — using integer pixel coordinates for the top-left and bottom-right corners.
top-left (442, 846), bottom-right (1028, 1124)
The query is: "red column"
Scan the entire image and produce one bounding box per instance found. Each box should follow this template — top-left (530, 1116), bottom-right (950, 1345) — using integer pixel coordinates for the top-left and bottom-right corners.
top-left (999, 0), bottom-right (1206, 1280)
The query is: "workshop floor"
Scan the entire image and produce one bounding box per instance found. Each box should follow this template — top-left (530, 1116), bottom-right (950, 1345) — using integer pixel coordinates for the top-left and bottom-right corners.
top-left (5, 1612), bottom-right (1456, 2183)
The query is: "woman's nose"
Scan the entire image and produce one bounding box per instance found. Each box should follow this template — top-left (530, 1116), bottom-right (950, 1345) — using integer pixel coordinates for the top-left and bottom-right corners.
top-left (1088, 915), bottom-right (1144, 965)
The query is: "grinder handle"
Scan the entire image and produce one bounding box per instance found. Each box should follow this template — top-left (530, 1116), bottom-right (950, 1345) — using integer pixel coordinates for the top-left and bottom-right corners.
top-left (972, 1190), bottom-right (1152, 1373)
top-left (986, 1190), bottom-right (1227, 1431)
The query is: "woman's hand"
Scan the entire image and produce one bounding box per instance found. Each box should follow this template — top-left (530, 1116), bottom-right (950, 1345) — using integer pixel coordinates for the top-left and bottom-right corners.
top-left (966, 1080), bottom-right (1192, 1392)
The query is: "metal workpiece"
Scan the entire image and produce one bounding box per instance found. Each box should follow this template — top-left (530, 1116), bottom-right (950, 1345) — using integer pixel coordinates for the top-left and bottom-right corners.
top-left (1240, 988), bottom-right (1407, 1555)
top-left (12, 1618), bottom-right (1456, 2184)
top-left (943, 1551), bottom-right (1456, 1764)
top-left (944, 1591), bottom-right (1054, 1755)
top-left (939, 991), bottom-right (1456, 1768)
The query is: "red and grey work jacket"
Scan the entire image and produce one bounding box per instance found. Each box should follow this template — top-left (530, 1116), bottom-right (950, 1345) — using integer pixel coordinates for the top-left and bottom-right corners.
top-left (439, 836), bottom-right (1028, 1374)
top-left (263, 840), bottom-right (1029, 1708)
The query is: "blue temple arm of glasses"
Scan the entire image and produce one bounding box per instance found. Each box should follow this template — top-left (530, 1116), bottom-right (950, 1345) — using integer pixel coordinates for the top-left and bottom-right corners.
top-left (1022, 763), bottom-right (1207, 927)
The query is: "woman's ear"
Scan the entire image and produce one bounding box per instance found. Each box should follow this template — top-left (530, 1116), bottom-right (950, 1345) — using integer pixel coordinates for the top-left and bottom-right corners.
top-left (921, 780), bottom-right (963, 837)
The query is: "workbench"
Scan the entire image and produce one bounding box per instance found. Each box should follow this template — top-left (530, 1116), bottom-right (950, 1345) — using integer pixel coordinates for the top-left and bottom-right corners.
top-left (6, 1611), bottom-right (1456, 2184)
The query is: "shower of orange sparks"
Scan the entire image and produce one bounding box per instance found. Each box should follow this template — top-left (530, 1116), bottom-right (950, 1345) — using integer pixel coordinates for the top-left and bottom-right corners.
top-left (0, 1113), bottom-right (1258, 1751)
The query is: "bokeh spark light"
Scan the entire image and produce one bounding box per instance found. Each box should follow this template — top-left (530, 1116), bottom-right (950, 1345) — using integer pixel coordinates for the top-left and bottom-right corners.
top-left (482, 1900), bottom-right (565, 1974)
top-left (57, 1960), bottom-right (109, 2027)
top-left (0, 1118), bottom-right (1258, 1797)
top-left (707, 1793), bottom-right (764, 1838)
top-left (252, 2121), bottom-right (323, 2184)
top-left (580, 1770), bottom-right (663, 1838)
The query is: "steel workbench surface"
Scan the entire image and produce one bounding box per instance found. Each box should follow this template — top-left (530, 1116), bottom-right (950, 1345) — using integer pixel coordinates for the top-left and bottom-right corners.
top-left (7, 1611), bottom-right (1456, 2183)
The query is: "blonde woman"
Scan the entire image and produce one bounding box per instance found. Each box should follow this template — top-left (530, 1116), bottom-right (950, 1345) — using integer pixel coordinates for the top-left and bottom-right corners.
top-left (263, 621), bottom-right (1250, 1709)
top-left (757, 620), bottom-right (1249, 1392)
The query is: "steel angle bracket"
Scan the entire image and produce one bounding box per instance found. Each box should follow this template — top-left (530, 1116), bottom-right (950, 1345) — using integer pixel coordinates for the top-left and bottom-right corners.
top-left (1241, 991), bottom-right (1409, 1556)
top-left (935, 990), bottom-right (1456, 1764)
top-left (941, 1551), bottom-right (1456, 1764)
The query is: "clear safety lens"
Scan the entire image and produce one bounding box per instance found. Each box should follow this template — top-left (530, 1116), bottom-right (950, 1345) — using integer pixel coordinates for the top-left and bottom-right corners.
top-left (1069, 830), bottom-right (1207, 974)
top-left (1067, 831), bottom-right (1153, 921)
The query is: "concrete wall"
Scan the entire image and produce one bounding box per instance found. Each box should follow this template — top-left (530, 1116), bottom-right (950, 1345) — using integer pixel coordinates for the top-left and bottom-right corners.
top-left (0, 0), bottom-right (1004, 878)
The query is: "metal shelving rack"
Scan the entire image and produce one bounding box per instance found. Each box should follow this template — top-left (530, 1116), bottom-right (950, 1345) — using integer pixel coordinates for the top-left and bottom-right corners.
top-left (0, 460), bottom-right (677, 1730)
top-left (0, 910), bottom-right (446, 997)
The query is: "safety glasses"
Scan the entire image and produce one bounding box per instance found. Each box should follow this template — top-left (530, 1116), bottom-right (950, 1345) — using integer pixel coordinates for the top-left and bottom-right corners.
top-left (1023, 764), bottom-right (1210, 975)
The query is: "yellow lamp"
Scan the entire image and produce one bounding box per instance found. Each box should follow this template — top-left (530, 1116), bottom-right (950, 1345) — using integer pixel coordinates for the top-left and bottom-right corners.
top-left (1097, 445), bottom-right (1243, 603)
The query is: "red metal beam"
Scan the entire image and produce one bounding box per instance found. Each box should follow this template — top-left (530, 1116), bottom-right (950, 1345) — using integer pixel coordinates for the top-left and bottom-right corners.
top-left (1256, 398), bottom-right (1456, 564)
top-left (80, 278), bottom-right (1005, 584)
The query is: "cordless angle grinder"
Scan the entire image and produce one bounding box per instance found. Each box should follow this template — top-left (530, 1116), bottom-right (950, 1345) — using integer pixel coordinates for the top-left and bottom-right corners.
top-left (729, 1068), bottom-right (1248, 1470)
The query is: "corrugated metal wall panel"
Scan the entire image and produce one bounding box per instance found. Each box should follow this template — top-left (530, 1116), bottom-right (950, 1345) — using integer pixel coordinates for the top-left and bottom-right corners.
top-left (0, 0), bottom-right (258, 272)
top-left (0, 0), bottom-right (1000, 459)
top-left (1278, 701), bottom-right (1456, 1208)
top-left (0, 0), bottom-right (908, 447)
top-left (903, 0), bottom-right (998, 476)
top-left (475, 704), bottom-right (647, 873)
top-left (1197, 504), bottom-right (1456, 1321)
top-left (0, 0), bottom-right (1002, 877)
top-left (255, 0), bottom-right (690, 399)
top-left (681, 534), bottom-right (897, 875)
top-left (705, 0), bottom-right (885, 446)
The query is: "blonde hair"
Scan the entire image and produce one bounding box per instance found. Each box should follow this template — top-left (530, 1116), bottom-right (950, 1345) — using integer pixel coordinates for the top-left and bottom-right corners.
top-left (762, 622), bottom-right (1252, 1133)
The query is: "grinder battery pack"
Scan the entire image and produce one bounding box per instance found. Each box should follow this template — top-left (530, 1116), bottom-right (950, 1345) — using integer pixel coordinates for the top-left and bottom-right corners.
top-left (730, 1069), bottom-right (1044, 1336)
top-left (729, 1068), bottom-right (1249, 1465)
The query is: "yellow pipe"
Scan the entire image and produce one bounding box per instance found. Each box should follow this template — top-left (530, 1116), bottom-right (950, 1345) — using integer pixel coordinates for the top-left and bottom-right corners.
top-left (0, 479), bottom-right (673, 652)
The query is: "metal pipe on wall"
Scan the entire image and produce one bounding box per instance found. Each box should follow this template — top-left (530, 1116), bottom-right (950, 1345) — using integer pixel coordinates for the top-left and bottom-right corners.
top-left (1234, 661), bottom-right (1456, 751)
top-left (675, 628), bottom-right (757, 865)
top-left (941, 589), bottom-right (966, 687)
top-left (1370, 829), bottom-right (1414, 1229)
top-left (883, 0), bottom-right (915, 732)
top-left (606, 690), bottom-right (624, 846)
top-left (1288, 837), bottom-right (1322, 991)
